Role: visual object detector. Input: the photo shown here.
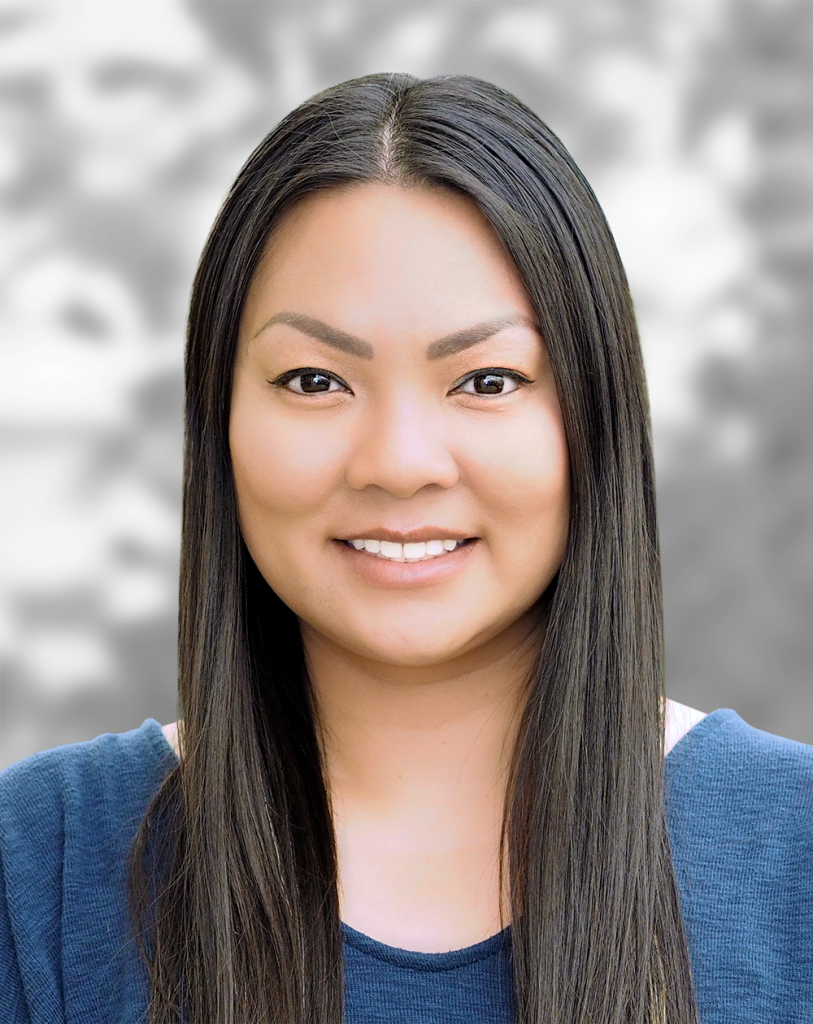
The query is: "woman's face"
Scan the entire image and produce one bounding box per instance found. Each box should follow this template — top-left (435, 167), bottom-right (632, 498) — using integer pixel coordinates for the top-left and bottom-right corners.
top-left (231, 183), bottom-right (569, 668)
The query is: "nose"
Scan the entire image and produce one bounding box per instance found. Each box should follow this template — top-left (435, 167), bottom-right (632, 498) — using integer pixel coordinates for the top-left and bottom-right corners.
top-left (343, 391), bottom-right (460, 497)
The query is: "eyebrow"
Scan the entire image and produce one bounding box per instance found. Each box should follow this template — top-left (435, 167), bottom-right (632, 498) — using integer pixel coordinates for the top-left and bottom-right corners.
top-left (254, 310), bottom-right (539, 360)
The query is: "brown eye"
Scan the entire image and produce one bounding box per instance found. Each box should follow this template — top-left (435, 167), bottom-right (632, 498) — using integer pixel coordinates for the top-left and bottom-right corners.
top-left (474, 373), bottom-right (509, 394)
top-left (455, 369), bottom-right (529, 397)
top-left (293, 372), bottom-right (333, 393)
top-left (271, 368), bottom-right (348, 395)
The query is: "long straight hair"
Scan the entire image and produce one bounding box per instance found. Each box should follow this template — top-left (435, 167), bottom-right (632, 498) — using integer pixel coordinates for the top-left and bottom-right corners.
top-left (128, 73), bottom-right (699, 1023)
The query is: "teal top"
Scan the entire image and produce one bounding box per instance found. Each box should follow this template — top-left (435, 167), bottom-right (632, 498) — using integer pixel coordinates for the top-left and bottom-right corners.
top-left (1, 708), bottom-right (811, 1023)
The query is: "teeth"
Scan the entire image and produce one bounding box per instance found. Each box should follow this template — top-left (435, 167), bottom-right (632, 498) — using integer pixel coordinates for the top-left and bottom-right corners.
top-left (344, 538), bottom-right (467, 561)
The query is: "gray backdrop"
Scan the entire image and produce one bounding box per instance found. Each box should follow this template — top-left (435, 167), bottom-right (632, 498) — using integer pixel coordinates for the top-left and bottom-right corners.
top-left (2, 0), bottom-right (811, 769)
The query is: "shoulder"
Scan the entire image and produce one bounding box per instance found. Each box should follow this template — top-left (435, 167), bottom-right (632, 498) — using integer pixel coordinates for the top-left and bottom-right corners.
top-left (0, 719), bottom-right (176, 907)
top-left (0, 719), bottom-right (176, 890)
top-left (666, 706), bottom-right (813, 839)
top-left (667, 705), bottom-right (813, 795)
top-left (0, 719), bottom-right (176, 833)
top-left (666, 705), bottom-right (812, 895)
top-left (665, 709), bottom-right (813, 1013)
top-left (0, 720), bottom-right (177, 1020)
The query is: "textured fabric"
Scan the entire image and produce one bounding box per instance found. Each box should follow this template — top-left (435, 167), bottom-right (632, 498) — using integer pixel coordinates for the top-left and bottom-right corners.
top-left (0, 719), bottom-right (173, 1024)
top-left (0, 708), bottom-right (810, 1023)
top-left (663, 709), bottom-right (813, 1023)
top-left (343, 922), bottom-right (514, 1024)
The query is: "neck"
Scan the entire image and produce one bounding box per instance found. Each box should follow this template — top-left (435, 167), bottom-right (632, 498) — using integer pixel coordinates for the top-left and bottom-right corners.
top-left (303, 608), bottom-right (542, 821)
top-left (301, 610), bottom-right (543, 946)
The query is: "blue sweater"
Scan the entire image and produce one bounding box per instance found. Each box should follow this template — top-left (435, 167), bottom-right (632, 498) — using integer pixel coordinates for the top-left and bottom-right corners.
top-left (0, 709), bottom-right (810, 1023)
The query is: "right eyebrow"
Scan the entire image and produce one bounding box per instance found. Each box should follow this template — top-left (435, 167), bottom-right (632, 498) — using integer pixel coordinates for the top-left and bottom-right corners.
top-left (254, 311), bottom-right (374, 359)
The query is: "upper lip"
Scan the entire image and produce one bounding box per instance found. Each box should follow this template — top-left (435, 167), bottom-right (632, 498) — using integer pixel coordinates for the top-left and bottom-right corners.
top-left (336, 527), bottom-right (476, 543)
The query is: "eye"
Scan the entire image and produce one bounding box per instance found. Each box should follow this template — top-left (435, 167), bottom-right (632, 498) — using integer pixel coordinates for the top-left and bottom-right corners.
top-left (453, 368), bottom-right (533, 397)
top-left (269, 367), bottom-right (350, 395)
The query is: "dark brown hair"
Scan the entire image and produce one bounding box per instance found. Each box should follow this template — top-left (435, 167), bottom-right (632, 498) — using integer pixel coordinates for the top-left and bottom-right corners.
top-left (128, 72), bottom-right (699, 1023)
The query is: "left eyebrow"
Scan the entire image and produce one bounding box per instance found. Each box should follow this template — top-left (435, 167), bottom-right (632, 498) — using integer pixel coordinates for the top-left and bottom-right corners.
top-left (426, 314), bottom-right (539, 360)
top-left (252, 310), bottom-right (540, 360)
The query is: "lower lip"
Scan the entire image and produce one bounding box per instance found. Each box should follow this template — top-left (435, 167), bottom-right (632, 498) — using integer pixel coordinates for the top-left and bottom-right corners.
top-left (331, 538), bottom-right (479, 588)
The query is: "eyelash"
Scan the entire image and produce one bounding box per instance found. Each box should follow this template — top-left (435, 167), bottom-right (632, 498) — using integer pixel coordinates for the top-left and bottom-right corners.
top-left (269, 366), bottom-right (535, 398)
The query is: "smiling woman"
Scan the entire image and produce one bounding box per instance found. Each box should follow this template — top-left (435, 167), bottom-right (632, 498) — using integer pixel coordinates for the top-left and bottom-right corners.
top-left (230, 184), bottom-right (569, 656)
top-left (1, 72), bottom-right (811, 1024)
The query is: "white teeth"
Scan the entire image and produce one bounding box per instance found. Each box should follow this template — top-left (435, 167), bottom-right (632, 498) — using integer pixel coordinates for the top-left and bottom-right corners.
top-left (344, 538), bottom-right (467, 561)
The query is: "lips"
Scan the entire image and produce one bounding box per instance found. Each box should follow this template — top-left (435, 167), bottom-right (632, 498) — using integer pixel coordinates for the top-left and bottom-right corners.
top-left (335, 527), bottom-right (475, 544)
top-left (332, 536), bottom-right (479, 587)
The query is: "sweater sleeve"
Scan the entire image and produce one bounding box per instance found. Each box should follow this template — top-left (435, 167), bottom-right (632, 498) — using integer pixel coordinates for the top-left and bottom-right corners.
top-left (0, 720), bottom-right (177, 1024)
top-left (0, 745), bottom-right (69, 1024)
top-left (0, 838), bottom-right (33, 1024)
top-left (665, 709), bottom-right (813, 1024)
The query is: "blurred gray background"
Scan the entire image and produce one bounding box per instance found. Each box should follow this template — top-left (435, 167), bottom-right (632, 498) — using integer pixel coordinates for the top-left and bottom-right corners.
top-left (1, 0), bottom-right (811, 768)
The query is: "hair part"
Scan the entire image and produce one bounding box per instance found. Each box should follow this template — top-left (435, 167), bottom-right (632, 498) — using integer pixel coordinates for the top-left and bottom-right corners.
top-left (129, 72), bottom-right (699, 1023)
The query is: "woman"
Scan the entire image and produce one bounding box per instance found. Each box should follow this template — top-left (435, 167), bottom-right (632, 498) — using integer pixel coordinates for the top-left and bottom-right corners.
top-left (1, 73), bottom-right (810, 1024)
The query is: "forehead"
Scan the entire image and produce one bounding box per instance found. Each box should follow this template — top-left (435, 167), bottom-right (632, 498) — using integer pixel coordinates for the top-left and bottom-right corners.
top-left (242, 183), bottom-right (536, 339)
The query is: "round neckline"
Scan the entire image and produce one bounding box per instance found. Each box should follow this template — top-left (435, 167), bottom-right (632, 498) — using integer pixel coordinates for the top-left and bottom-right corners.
top-left (341, 919), bottom-right (512, 971)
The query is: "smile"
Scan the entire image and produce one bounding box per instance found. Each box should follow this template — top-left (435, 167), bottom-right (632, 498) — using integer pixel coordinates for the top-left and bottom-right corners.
top-left (339, 538), bottom-right (475, 562)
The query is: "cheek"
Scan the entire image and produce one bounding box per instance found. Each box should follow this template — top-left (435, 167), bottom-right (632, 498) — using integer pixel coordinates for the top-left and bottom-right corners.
top-left (460, 406), bottom-right (569, 551)
top-left (229, 396), bottom-right (347, 537)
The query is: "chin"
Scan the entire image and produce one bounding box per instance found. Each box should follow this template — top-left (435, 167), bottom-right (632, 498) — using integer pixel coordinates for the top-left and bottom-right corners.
top-left (376, 645), bottom-right (464, 668)
top-left (350, 622), bottom-right (482, 668)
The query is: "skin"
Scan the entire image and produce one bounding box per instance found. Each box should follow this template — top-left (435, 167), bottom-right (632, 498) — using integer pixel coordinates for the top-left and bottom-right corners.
top-left (162, 183), bottom-right (707, 952)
